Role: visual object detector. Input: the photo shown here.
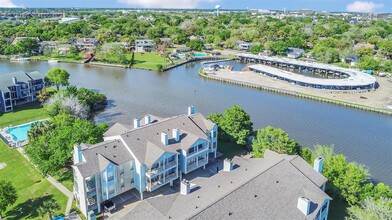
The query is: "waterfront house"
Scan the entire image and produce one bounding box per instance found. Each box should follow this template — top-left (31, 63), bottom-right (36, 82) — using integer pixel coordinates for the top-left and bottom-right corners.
top-left (189, 35), bottom-right (206, 42)
top-left (74, 38), bottom-right (99, 51)
top-left (237, 41), bottom-right (254, 51)
top-left (341, 54), bottom-right (359, 66)
top-left (0, 71), bottom-right (44, 112)
top-left (135, 39), bottom-right (155, 52)
top-left (39, 41), bottom-right (58, 54)
top-left (287, 47), bottom-right (305, 59)
top-left (173, 47), bottom-right (191, 53)
top-left (72, 106), bottom-right (218, 217)
top-left (57, 44), bottom-right (73, 55)
top-left (72, 107), bottom-right (331, 219)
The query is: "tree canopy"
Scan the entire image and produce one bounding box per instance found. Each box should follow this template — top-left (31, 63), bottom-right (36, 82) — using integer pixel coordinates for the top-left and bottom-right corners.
top-left (208, 105), bottom-right (253, 145)
top-left (45, 68), bottom-right (70, 91)
top-left (186, 39), bottom-right (205, 51)
top-left (25, 113), bottom-right (108, 174)
top-left (0, 180), bottom-right (17, 219)
top-left (252, 126), bottom-right (300, 158)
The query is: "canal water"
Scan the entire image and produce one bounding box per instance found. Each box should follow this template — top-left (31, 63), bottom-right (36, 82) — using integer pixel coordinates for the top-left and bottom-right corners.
top-left (1, 60), bottom-right (391, 186)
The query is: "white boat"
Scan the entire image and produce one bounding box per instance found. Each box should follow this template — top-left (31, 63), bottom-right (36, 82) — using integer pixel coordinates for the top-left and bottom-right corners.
top-left (48, 59), bottom-right (59, 63)
top-left (10, 57), bottom-right (30, 62)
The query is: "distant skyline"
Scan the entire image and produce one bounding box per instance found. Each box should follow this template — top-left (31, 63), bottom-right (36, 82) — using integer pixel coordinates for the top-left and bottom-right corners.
top-left (0, 0), bottom-right (391, 13)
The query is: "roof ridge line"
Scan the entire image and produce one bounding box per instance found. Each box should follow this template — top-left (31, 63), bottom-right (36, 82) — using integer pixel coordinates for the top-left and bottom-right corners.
top-left (289, 156), bottom-right (326, 189)
top-left (186, 158), bottom-right (286, 219)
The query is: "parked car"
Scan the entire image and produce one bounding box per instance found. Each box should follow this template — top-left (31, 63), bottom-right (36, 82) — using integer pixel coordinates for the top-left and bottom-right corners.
top-left (103, 200), bottom-right (116, 213)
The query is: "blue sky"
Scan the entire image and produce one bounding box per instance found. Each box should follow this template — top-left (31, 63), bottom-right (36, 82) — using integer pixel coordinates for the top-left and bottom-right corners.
top-left (1, 0), bottom-right (391, 12)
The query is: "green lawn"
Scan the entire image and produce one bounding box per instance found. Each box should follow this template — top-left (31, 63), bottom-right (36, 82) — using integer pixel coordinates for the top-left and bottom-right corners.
top-left (30, 53), bottom-right (83, 63)
top-left (129, 52), bottom-right (169, 70)
top-left (52, 168), bottom-right (74, 192)
top-left (0, 101), bottom-right (47, 128)
top-left (0, 141), bottom-right (68, 219)
top-left (217, 141), bottom-right (249, 159)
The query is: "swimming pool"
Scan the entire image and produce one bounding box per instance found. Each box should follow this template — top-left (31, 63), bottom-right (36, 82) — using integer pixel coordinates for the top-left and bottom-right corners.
top-left (6, 123), bottom-right (32, 142)
top-left (194, 52), bottom-right (207, 57)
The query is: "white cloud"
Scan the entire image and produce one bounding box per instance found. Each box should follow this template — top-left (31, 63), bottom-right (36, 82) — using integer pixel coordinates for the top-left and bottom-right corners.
top-left (0, 0), bottom-right (18, 8)
top-left (346, 1), bottom-right (384, 13)
top-left (118, 0), bottom-right (219, 9)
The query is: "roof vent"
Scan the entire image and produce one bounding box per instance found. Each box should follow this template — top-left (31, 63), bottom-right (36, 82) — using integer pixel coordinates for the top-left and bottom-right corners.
top-left (161, 133), bottom-right (168, 146)
top-left (145, 115), bottom-right (151, 125)
top-left (188, 106), bottom-right (196, 116)
top-left (133, 118), bottom-right (140, 129)
top-left (12, 77), bottom-right (18, 85)
top-left (180, 179), bottom-right (190, 195)
top-left (297, 197), bottom-right (311, 216)
top-left (314, 156), bottom-right (323, 173)
top-left (173, 128), bottom-right (180, 142)
top-left (224, 159), bottom-right (233, 172)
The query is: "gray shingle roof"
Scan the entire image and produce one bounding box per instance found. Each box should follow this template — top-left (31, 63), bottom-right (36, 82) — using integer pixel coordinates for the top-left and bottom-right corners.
top-left (26, 71), bottom-right (43, 81)
top-left (120, 151), bottom-right (331, 220)
top-left (75, 140), bottom-right (133, 178)
top-left (264, 150), bottom-right (328, 188)
top-left (106, 113), bottom-right (212, 165)
top-left (0, 71), bottom-right (42, 92)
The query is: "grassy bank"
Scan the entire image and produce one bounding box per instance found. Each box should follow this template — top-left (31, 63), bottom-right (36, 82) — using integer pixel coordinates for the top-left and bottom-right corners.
top-left (30, 54), bottom-right (83, 63)
top-left (129, 52), bottom-right (169, 70)
top-left (0, 141), bottom-right (68, 219)
top-left (0, 101), bottom-right (47, 128)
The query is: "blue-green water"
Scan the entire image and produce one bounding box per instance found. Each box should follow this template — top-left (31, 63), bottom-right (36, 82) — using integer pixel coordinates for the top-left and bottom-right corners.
top-left (6, 123), bottom-right (32, 141)
top-left (0, 60), bottom-right (391, 186)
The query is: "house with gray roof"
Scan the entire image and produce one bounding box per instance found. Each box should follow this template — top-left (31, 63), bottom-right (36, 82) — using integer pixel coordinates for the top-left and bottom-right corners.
top-left (0, 71), bottom-right (44, 112)
top-left (74, 38), bottom-right (99, 51)
top-left (287, 47), bottom-right (305, 59)
top-left (135, 39), bottom-right (155, 52)
top-left (72, 106), bottom-right (218, 217)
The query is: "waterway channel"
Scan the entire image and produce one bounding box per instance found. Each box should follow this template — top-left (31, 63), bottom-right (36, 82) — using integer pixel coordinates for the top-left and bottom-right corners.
top-left (1, 60), bottom-right (391, 186)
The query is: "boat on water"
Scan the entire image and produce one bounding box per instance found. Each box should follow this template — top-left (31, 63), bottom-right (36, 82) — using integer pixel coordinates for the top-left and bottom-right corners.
top-left (48, 59), bottom-right (59, 63)
top-left (10, 57), bottom-right (30, 62)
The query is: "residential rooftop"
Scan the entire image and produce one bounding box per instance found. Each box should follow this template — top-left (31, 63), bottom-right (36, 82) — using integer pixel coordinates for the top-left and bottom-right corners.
top-left (115, 150), bottom-right (330, 220)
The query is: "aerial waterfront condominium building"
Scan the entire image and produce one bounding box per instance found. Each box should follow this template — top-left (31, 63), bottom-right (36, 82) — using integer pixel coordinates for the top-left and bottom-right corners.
top-left (0, 71), bottom-right (44, 112)
top-left (72, 106), bottom-right (218, 217)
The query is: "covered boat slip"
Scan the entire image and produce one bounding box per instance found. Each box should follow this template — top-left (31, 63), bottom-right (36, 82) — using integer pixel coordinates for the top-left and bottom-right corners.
top-left (238, 54), bottom-right (377, 91)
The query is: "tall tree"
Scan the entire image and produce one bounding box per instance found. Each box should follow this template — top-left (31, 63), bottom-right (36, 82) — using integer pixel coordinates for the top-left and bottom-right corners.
top-left (0, 180), bottom-right (18, 220)
top-left (45, 68), bottom-right (70, 91)
top-left (218, 105), bottom-right (253, 145)
top-left (252, 126), bottom-right (300, 158)
top-left (37, 199), bottom-right (60, 220)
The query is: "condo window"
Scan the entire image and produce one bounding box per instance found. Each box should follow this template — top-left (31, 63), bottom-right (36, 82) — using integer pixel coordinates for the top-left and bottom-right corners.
top-left (188, 147), bottom-right (195, 154)
top-left (108, 185), bottom-right (115, 195)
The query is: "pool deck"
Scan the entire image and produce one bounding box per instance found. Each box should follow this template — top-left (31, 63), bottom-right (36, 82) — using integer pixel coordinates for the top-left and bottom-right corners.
top-left (0, 119), bottom-right (48, 148)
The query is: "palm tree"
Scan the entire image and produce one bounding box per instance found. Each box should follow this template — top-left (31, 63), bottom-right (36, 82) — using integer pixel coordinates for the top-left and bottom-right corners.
top-left (37, 199), bottom-right (60, 220)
